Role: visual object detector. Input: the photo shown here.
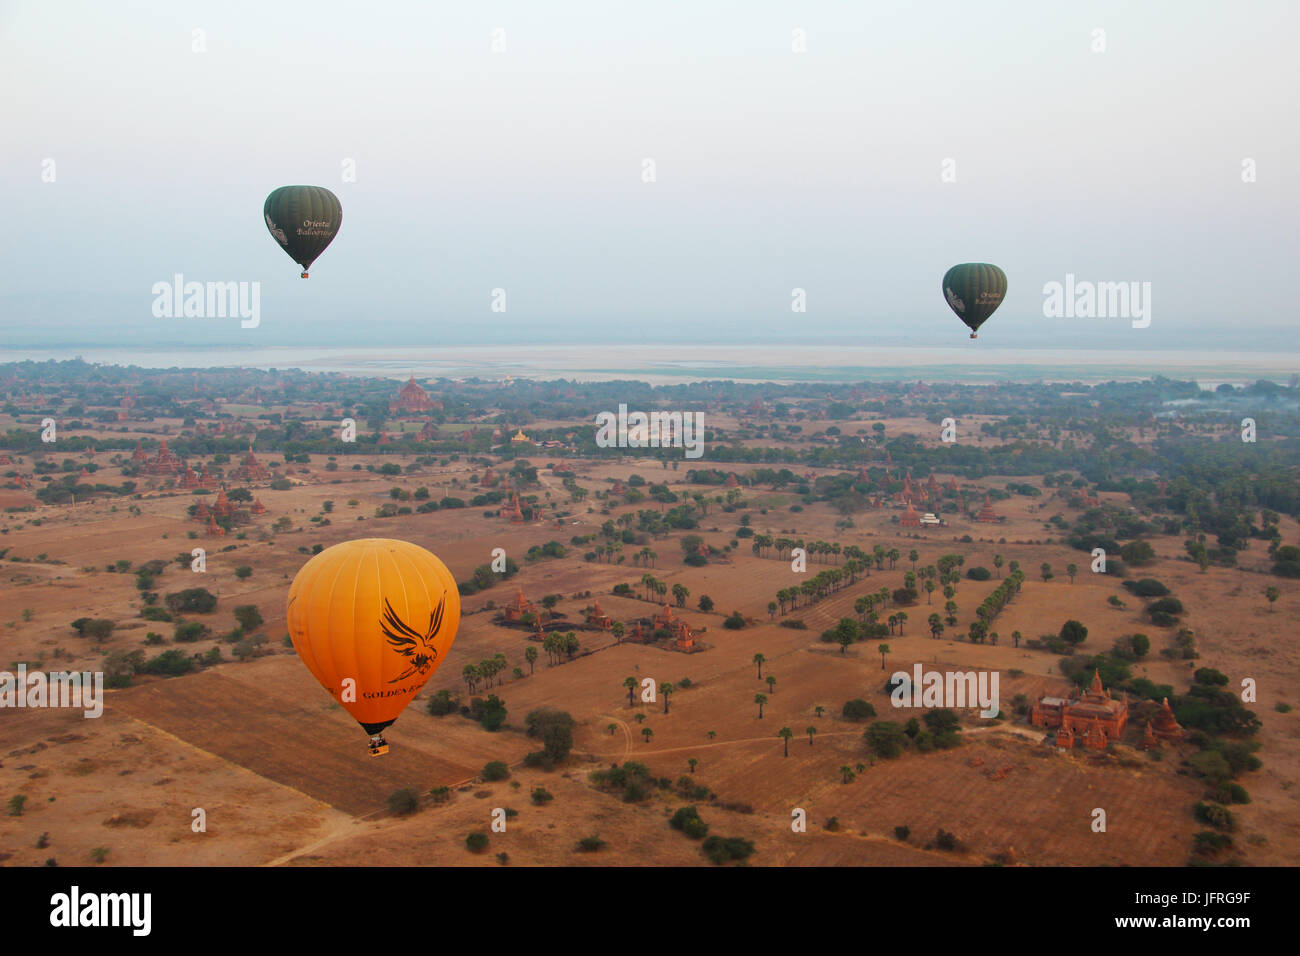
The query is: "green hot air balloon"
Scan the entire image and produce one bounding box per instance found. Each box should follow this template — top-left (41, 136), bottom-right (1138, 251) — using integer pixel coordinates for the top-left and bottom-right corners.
top-left (942, 263), bottom-right (1007, 338)
top-left (263, 186), bottom-right (342, 278)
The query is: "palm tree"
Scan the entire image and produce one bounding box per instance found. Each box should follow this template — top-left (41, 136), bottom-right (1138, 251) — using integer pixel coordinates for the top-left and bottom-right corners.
top-left (672, 583), bottom-right (689, 608)
top-left (661, 681), bottom-right (674, 714)
top-left (768, 601), bottom-right (778, 620)
top-left (993, 554), bottom-right (1004, 578)
top-left (929, 613), bottom-right (942, 638)
top-left (840, 765), bottom-right (856, 784)
top-left (755, 693), bottom-right (767, 719)
top-left (1012, 629), bottom-right (1022, 648)
top-left (1041, 562), bottom-right (1052, 582)
top-left (753, 652), bottom-right (766, 679)
top-left (688, 757), bottom-right (698, 773)
top-left (606, 723), bottom-right (617, 735)
top-left (895, 611), bottom-right (907, 635)
top-left (909, 549), bottom-right (919, 570)
top-left (878, 643), bottom-right (890, 669)
top-left (806, 725), bottom-right (817, 747)
top-left (634, 712), bottom-right (646, 724)
top-left (814, 705), bottom-right (825, 718)
top-left (706, 730), bottom-right (717, 740)
top-left (778, 726), bottom-right (794, 757)
top-left (766, 674), bottom-right (777, 695)
top-left (623, 675), bottom-right (637, 707)
top-left (525, 645), bottom-right (538, 675)
top-left (925, 578), bottom-right (936, 604)
top-left (642, 727), bottom-right (653, 745)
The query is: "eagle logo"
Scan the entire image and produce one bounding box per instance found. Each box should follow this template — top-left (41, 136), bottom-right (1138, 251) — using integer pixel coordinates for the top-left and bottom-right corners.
top-left (265, 213), bottom-right (288, 247)
top-left (945, 286), bottom-right (966, 313)
top-left (380, 593), bottom-right (446, 683)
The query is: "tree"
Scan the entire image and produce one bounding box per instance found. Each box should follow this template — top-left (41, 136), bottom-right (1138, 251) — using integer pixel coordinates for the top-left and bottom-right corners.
top-left (840, 765), bottom-right (856, 784)
top-left (1066, 563), bottom-right (1078, 584)
top-left (778, 726), bottom-right (794, 757)
top-left (1040, 562), bottom-right (1053, 582)
top-left (767, 601), bottom-right (778, 620)
top-left (806, 725), bottom-right (817, 746)
top-left (993, 554), bottom-right (1004, 578)
top-left (878, 643), bottom-right (890, 669)
top-left (766, 674), bottom-right (777, 695)
top-left (611, 621), bottom-right (625, 643)
top-left (753, 653), bottom-right (766, 679)
top-left (607, 723), bottom-right (618, 736)
top-left (866, 721), bottom-right (907, 759)
top-left (1060, 619), bottom-right (1088, 646)
top-left (1265, 586), bottom-right (1280, 612)
top-left (698, 595), bottom-right (714, 613)
top-left (909, 550), bottom-right (919, 570)
top-left (525, 645), bottom-right (538, 674)
top-left (661, 682), bottom-right (674, 714)
top-left (624, 676), bottom-right (637, 707)
top-left (754, 693), bottom-right (767, 719)
top-left (641, 726), bottom-right (653, 745)
top-left (688, 757), bottom-right (698, 774)
top-left (233, 604), bottom-right (262, 633)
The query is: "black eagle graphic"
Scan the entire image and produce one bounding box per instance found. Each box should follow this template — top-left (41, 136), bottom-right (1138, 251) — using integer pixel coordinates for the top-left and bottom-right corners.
top-left (380, 593), bottom-right (446, 683)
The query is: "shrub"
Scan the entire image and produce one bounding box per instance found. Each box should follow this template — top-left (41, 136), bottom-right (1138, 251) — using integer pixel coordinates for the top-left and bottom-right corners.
top-left (138, 649), bottom-right (195, 676)
top-left (1192, 802), bottom-right (1235, 831)
top-left (164, 588), bottom-right (217, 614)
top-left (575, 835), bottom-right (606, 853)
top-left (141, 606), bottom-right (172, 622)
top-left (173, 621), bottom-right (206, 643)
top-left (481, 761), bottom-right (510, 782)
top-left (701, 835), bottom-right (755, 865)
top-left (465, 831), bottom-right (490, 853)
top-left (966, 567), bottom-right (991, 581)
top-left (894, 825), bottom-right (910, 841)
top-left (841, 699), bottom-right (876, 720)
top-left (387, 788), bottom-right (420, 815)
top-left (670, 806), bottom-right (710, 840)
top-left (865, 721), bottom-right (907, 758)
top-left (427, 689), bottom-right (459, 716)
top-left (530, 787), bottom-right (554, 805)
top-left (1124, 578), bottom-right (1169, 597)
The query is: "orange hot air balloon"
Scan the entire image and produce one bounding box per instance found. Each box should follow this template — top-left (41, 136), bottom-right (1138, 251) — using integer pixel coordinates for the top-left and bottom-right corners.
top-left (286, 538), bottom-right (460, 755)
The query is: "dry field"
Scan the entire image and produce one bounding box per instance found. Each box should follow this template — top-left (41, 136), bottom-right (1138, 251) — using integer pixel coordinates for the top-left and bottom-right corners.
top-left (1, 424), bottom-right (1296, 866)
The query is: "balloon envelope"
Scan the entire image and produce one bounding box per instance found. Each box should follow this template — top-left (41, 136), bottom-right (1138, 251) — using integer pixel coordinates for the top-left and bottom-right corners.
top-left (263, 185), bottom-right (342, 276)
top-left (942, 263), bottom-right (1007, 337)
top-left (286, 538), bottom-right (460, 736)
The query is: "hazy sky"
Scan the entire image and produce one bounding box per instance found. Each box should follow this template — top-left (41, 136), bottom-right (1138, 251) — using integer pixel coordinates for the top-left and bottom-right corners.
top-left (1, 0), bottom-right (1297, 352)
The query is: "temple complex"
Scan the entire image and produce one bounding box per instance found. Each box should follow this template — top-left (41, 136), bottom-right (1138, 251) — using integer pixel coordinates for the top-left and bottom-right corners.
top-left (1142, 697), bottom-right (1184, 748)
top-left (144, 440), bottom-right (183, 476)
top-left (211, 487), bottom-right (234, 519)
top-left (1031, 670), bottom-right (1130, 750)
top-left (585, 600), bottom-right (613, 630)
top-left (230, 446), bottom-right (272, 482)
top-left (501, 589), bottom-right (536, 623)
top-left (389, 375), bottom-right (441, 415)
top-left (501, 490), bottom-right (525, 523)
